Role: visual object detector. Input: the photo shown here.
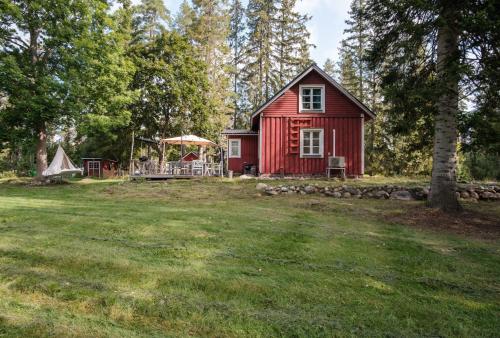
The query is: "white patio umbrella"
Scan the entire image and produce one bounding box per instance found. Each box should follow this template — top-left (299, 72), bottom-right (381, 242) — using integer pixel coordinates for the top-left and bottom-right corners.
top-left (160, 134), bottom-right (217, 147)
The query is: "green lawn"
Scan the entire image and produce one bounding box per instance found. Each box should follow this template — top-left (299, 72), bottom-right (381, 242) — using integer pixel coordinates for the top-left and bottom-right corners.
top-left (0, 178), bottom-right (498, 337)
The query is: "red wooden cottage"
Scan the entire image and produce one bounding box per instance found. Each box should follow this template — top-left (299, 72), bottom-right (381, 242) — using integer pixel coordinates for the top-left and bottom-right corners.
top-left (223, 64), bottom-right (375, 177)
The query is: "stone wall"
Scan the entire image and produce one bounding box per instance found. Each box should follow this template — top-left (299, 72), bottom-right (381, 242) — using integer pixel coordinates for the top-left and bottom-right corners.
top-left (255, 183), bottom-right (500, 201)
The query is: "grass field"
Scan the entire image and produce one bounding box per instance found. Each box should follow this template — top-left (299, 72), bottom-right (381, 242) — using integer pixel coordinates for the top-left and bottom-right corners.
top-left (0, 178), bottom-right (499, 337)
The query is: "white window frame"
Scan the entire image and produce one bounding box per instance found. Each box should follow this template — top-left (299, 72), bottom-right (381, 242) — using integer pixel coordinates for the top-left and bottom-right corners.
top-left (300, 128), bottom-right (324, 158)
top-left (299, 84), bottom-right (325, 113)
top-left (228, 138), bottom-right (241, 158)
top-left (87, 160), bottom-right (101, 177)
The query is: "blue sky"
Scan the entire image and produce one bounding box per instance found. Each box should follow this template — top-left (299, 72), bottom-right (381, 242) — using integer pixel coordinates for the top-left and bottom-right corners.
top-left (162, 0), bottom-right (351, 66)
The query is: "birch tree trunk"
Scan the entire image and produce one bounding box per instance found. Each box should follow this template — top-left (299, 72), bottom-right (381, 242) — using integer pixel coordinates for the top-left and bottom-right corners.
top-left (428, 6), bottom-right (461, 212)
top-left (36, 122), bottom-right (48, 179)
top-left (30, 26), bottom-right (49, 179)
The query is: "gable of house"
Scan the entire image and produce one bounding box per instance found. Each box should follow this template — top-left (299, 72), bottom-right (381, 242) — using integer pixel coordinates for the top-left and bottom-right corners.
top-left (251, 64), bottom-right (374, 124)
top-left (259, 70), bottom-right (368, 119)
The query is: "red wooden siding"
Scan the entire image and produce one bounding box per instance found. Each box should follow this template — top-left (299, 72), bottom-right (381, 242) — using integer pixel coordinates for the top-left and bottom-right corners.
top-left (260, 116), bottom-right (363, 175)
top-left (258, 69), bottom-right (365, 176)
top-left (227, 135), bottom-right (259, 173)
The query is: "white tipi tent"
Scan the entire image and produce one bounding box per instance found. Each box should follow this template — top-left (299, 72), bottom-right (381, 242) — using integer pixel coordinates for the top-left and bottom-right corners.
top-left (43, 145), bottom-right (82, 177)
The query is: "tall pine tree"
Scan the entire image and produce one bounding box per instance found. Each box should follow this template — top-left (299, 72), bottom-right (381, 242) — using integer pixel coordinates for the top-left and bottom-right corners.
top-left (273, 0), bottom-right (313, 90)
top-left (244, 0), bottom-right (277, 108)
top-left (132, 0), bottom-right (171, 43)
top-left (363, 0), bottom-right (499, 211)
top-left (228, 0), bottom-right (247, 128)
top-left (185, 0), bottom-right (232, 136)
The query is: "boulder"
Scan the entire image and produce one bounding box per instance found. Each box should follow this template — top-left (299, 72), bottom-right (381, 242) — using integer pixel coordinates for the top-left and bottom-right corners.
top-left (390, 190), bottom-right (413, 201)
top-left (345, 187), bottom-right (361, 196)
top-left (375, 190), bottom-right (389, 199)
top-left (460, 191), bottom-right (470, 199)
top-left (265, 189), bottom-right (278, 196)
top-left (481, 191), bottom-right (494, 200)
top-left (280, 186), bottom-right (288, 192)
top-left (342, 192), bottom-right (351, 198)
top-left (304, 185), bottom-right (316, 194)
top-left (470, 191), bottom-right (479, 199)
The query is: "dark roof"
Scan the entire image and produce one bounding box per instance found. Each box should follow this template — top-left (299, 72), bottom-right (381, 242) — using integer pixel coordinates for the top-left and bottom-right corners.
top-left (222, 129), bottom-right (258, 135)
top-left (250, 63), bottom-right (375, 120)
top-left (182, 151), bottom-right (199, 157)
top-left (81, 158), bottom-right (118, 162)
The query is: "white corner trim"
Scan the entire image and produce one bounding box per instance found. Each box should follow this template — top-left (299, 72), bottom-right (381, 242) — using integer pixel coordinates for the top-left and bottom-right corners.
top-left (299, 84), bottom-right (325, 113)
top-left (299, 128), bottom-right (324, 158)
top-left (361, 115), bottom-right (365, 175)
top-left (228, 138), bottom-right (241, 158)
top-left (258, 117), bottom-right (262, 174)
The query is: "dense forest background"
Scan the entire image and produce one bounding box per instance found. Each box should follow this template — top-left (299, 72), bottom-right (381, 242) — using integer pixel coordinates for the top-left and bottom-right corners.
top-left (0, 0), bottom-right (498, 180)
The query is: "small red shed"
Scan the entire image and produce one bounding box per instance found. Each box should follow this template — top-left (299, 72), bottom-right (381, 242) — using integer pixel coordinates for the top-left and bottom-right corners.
top-left (82, 158), bottom-right (119, 178)
top-left (181, 152), bottom-right (199, 162)
top-left (223, 64), bottom-right (375, 177)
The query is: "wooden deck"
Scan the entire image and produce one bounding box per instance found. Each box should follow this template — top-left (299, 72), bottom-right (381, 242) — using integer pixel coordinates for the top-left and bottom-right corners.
top-left (130, 174), bottom-right (196, 180)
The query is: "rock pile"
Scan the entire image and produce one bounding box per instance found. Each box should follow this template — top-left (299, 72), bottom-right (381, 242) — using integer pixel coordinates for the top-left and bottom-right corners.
top-left (255, 183), bottom-right (500, 201)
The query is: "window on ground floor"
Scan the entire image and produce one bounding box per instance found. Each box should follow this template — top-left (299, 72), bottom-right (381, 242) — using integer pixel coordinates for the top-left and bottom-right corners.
top-left (300, 129), bottom-right (324, 157)
top-left (228, 139), bottom-right (241, 158)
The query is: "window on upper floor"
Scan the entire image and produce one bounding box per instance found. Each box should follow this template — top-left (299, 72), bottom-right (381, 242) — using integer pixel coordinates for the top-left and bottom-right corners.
top-left (299, 85), bottom-right (325, 112)
top-left (228, 139), bottom-right (241, 158)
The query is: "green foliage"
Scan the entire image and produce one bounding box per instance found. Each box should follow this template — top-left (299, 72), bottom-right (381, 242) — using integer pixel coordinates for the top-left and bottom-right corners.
top-left (360, 0), bottom-right (499, 186)
top-left (322, 58), bottom-right (336, 79)
top-left (273, 0), bottom-right (313, 88)
top-left (189, 0), bottom-right (232, 132)
top-left (130, 31), bottom-right (217, 156)
top-left (243, 0), bottom-right (313, 114)
top-left (73, 5), bottom-right (137, 140)
top-left (132, 0), bottom-right (171, 43)
top-left (0, 0), bottom-right (136, 175)
top-left (459, 151), bottom-right (500, 181)
top-left (229, 0), bottom-right (247, 128)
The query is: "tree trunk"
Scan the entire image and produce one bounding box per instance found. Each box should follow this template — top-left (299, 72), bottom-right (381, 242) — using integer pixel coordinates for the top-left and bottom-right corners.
top-left (428, 6), bottom-right (461, 212)
top-left (35, 122), bottom-right (48, 179)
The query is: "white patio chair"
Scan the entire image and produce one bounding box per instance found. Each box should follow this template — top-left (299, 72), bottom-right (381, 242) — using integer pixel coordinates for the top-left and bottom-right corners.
top-left (212, 163), bottom-right (222, 176)
top-left (191, 160), bottom-right (204, 176)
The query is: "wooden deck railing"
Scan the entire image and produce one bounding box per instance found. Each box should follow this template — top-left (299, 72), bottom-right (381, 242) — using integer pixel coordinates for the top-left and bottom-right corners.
top-left (131, 160), bottom-right (222, 177)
